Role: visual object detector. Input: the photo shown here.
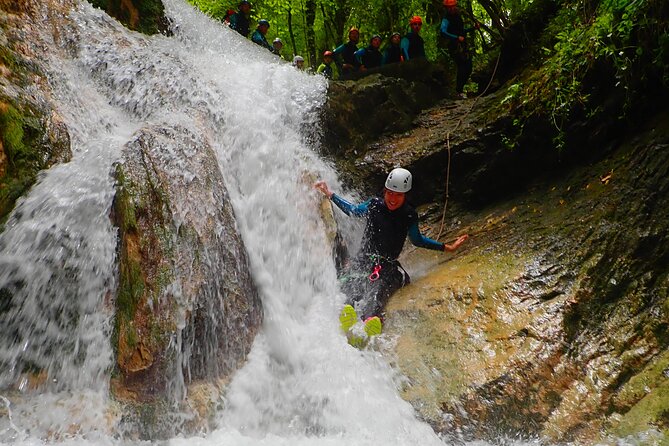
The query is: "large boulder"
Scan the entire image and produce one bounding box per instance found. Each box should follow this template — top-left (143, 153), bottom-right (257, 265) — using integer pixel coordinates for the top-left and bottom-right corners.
top-left (112, 124), bottom-right (262, 438)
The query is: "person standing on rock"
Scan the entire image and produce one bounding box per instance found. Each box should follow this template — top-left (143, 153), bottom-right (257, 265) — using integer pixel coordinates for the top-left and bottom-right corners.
top-left (439, 0), bottom-right (479, 98)
top-left (228, 0), bottom-right (252, 38)
top-left (314, 168), bottom-right (468, 341)
top-left (401, 16), bottom-right (427, 61)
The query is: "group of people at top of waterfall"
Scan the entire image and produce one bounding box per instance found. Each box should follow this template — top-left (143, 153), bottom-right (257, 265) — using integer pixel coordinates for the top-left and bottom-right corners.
top-left (224, 0), bottom-right (479, 98)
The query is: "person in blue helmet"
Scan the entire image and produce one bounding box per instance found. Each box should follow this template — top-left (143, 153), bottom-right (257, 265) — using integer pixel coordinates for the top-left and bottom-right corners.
top-left (315, 168), bottom-right (468, 327)
top-left (251, 19), bottom-right (273, 52)
top-left (354, 35), bottom-right (383, 72)
top-left (228, 1), bottom-right (252, 37)
top-left (382, 32), bottom-right (404, 65)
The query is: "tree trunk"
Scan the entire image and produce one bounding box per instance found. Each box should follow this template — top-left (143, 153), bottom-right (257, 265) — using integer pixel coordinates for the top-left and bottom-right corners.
top-left (305, 0), bottom-right (317, 67)
top-left (287, 6), bottom-right (298, 58)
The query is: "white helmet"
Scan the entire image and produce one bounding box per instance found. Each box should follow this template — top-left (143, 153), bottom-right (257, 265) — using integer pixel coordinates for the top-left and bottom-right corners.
top-left (385, 167), bottom-right (412, 193)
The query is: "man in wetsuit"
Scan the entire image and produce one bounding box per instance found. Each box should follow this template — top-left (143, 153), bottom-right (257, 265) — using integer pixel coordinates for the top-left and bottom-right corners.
top-left (382, 32), bottom-right (404, 65)
top-left (401, 16), bottom-right (426, 61)
top-left (355, 35), bottom-right (383, 71)
top-left (440, 0), bottom-right (479, 98)
top-left (332, 27), bottom-right (360, 79)
top-left (251, 19), bottom-right (273, 52)
top-left (229, 0), bottom-right (252, 37)
top-left (315, 168), bottom-right (468, 325)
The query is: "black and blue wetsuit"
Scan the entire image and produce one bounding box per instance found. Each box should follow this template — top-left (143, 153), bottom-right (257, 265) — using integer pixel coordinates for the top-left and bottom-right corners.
top-left (330, 194), bottom-right (444, 319)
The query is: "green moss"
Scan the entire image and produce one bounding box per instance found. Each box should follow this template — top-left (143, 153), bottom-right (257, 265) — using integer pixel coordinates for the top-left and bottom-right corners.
top-left (612, 350), bottom-right (669, 438)
top-left (0, 101), bottom-right (46, 223)
top-left (114, 165), bottom-right (138, 233)
top-left (117, 255), bottom-right (145, 322)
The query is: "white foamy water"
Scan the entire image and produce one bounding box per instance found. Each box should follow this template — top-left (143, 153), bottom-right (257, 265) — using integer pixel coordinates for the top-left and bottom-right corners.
top-left (0, 1), bottom-right (462, 444)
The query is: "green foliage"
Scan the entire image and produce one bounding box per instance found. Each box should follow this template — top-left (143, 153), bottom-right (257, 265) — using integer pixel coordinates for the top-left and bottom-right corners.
top-left (187, 0), bottom-right (492, 66)
top-left (501, 0), bottom-right (668, 149)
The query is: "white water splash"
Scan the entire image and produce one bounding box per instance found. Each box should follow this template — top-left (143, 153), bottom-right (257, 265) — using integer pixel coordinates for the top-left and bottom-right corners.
top-left (1, 0), bottom-right (447, 444)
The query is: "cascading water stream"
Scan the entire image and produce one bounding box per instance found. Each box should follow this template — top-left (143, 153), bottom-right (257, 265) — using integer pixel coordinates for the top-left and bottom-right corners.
top-left (0, 1), bottom-right (471, 444)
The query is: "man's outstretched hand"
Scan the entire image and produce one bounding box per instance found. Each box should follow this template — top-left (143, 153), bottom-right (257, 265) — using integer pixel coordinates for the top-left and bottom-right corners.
top-left (314, 180), bottom-right (333, 198)
top-left (444, 234), bottom-right (469, 252)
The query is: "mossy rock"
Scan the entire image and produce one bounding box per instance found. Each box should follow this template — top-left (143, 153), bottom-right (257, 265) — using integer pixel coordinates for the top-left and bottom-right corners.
top-left (87, 0), bottom-right (170, 35)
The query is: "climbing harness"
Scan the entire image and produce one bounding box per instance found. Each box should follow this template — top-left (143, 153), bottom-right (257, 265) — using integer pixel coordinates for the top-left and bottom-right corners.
top-left (368, 264), bottom-right (382, 282)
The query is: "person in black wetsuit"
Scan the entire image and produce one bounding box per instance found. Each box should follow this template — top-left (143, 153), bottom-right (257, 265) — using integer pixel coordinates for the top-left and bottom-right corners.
top-left (382, 32), bottom-right (404, 65)
top-left (315, 168), bottom-right (468, 320)
top-left (229, 0), bottom-right (252, 37)
top-left (440, 0), bottom-right (479, 98)
top-left (332, 27), bottom-right (360, 79)
top-left (355, 35), bottom-right (383, 71)
top-left (401, 16), bottom-right (426, 61)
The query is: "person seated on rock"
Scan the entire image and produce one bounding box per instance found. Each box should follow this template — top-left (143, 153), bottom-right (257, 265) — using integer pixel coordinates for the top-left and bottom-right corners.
top-left (272, 37), bottom-right (284, 58)
top-left (228, 1), bottom-right (252, 37)
top-left (440, 0), bottom-right (479, 98)
top-left (332, 27), bottom-right (360, 79)
top-left (354, 34), bottom-right (383, 72)
top-left (317, 50), bottom-right (339, 80)
top-left (401, 16), bottom-right (426, 61)
top-left (314, 168), bottom-right (468, 323)
top-left (292, 55), bottom-right (305, 70)
top-left (251, 19), bottom-right (273, 52)
top-left (382, 32), bottom-right (404, 65)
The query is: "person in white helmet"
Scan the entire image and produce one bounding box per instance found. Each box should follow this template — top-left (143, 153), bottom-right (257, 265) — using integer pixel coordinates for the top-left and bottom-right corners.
top-left (315, 168), bottom-right (468, 328)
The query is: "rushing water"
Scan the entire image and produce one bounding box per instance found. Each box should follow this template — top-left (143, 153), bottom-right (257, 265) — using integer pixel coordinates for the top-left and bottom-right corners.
top-left (0, 1), bottom-right (452, 444)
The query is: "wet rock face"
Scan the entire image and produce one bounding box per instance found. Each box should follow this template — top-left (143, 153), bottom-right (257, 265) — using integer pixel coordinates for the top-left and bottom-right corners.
top-left (86, 0), bottom-right (170, 35)
top-left (0, 3), bottom-right (72, 223)
top-left (112, 124), bottom-right (262, 436)
top-left (321, 60), bottom-right (450, 158)
top-left (384, 113), bottom-right (669, 443)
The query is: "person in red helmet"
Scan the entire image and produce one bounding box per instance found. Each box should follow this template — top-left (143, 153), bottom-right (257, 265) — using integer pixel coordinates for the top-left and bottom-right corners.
top-left (401, 16), bottom-right (426, 61)
top-left (439, 0), bottom-right (480, 98)
top-left (317, 50), bottom-right (339, 80)
top-left (332, 27), bottom-right (361, 79)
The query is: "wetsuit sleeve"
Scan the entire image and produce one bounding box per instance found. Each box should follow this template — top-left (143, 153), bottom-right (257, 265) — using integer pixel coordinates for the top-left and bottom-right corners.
top-left (354, 48), bottom-right (364, 65)
top-left (408, 222), bottom-right (444, 251)
top-left (400, 37), bottom-right (410, 61)
top-left (440, 18), bottom-right (459, 39)
top-left (332, 44), bottom-right (345, 56)
top-left (331, 194), bottom-right (371, 217)
top-left (316, 64), bottom-right (325, 74)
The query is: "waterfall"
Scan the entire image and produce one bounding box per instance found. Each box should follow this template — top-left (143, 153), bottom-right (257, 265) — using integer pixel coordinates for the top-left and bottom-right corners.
top-left (0, 0), bottom-right (447, 444)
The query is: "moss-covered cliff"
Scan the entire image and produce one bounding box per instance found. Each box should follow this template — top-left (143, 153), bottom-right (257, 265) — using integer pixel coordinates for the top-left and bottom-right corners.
top-left (87, 0), bottom-right (169, 35)
top-left (0, 5), bottom-right (72, 225)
